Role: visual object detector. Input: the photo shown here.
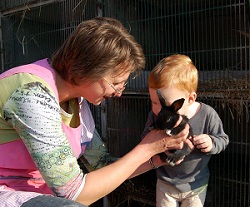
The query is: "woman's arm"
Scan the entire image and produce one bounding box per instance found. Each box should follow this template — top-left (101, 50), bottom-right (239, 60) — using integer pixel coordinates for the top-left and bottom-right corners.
top-left (76, 127), bottom-right (188, 205)
top-left (4, 82), bottom-right (188, 205)
top-left (128, 125), bottom-right (191, 179)
top-left (3, 82), bottom-right (84, 199)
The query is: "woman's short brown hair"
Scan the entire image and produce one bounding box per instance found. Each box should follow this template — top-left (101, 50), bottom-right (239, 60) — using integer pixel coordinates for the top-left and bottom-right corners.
top-left (51, 17), bottom-right (145, 85)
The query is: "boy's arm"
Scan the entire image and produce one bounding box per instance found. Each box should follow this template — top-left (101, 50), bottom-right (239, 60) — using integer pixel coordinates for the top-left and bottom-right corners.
top-left (194, 108), bottom-right (229, 155)
top-left (207, 128), bottom-right (229, 154)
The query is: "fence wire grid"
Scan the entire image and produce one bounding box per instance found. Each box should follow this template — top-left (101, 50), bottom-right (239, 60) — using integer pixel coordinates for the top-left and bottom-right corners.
top-left (0, 1), bottom-right (249, 207)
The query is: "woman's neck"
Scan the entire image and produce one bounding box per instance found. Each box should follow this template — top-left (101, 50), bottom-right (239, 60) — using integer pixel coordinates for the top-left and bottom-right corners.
top-left (55, 72), bottom-right (75, 103)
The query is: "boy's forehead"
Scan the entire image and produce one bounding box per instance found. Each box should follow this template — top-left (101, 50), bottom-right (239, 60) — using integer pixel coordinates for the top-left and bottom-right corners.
top-left (149, 87), bottom-right (187, 105)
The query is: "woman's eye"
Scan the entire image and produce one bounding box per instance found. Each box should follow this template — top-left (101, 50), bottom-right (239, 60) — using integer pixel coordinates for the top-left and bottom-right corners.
top-left (114, 82), bottom-right (124, 86)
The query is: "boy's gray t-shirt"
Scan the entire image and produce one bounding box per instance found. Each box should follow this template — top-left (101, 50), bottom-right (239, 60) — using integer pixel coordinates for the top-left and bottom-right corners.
top-left (141, 102), bottom-right (229, 192)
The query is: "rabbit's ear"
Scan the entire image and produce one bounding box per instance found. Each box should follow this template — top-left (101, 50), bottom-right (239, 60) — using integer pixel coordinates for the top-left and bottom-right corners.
top-left (170, 98), bottom-right (185, 112)
top-left (156, 89), bottom-right (167, 106)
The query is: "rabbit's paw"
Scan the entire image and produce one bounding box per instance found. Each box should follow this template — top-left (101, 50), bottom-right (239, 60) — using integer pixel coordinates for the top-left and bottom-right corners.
top-left (166, 155), bottom-right (177, 166)
top-left (166, 154), bottom-right (186, 166)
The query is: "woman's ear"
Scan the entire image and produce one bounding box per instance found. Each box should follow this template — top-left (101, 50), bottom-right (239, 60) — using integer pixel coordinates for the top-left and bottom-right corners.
top-left (188, 92), bottom-right (197, 105)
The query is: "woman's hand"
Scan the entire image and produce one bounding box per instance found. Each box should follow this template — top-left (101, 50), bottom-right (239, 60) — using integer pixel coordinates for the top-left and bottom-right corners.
top-left (141, 124), bottom-right (190, 157)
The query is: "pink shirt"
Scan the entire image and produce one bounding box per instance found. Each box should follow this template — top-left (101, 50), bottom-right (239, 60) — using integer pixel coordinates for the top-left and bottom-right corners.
top-left (0, 59), bottom-right (95, 206)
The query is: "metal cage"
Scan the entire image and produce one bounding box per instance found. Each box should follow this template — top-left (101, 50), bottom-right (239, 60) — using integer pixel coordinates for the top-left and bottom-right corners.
top-left (0, 1), bottom-right (249, 207)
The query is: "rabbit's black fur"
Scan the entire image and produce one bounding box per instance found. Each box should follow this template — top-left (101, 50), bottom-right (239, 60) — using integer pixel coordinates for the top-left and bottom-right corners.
top-left (153, 89), bottom-right (193, 166)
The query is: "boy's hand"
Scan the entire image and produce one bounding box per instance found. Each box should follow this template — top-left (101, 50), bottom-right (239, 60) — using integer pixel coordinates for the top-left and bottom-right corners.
top-left (192, 134), bottom-right (213, 152)
top-left (185, 137), bottom-right (195, 150)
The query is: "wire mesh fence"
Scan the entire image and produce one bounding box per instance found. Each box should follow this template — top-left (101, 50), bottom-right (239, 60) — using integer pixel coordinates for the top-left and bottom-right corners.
top-left (0, 0), bottom-right (249, 207)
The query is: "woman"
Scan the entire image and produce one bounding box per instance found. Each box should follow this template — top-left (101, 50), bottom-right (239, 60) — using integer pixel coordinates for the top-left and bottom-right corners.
top-left (0, 17), bottom-right (189, 207)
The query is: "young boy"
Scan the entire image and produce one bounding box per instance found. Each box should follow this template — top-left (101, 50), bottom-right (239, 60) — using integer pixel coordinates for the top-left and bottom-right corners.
top-left (141, 54), bottom-right (229, 207)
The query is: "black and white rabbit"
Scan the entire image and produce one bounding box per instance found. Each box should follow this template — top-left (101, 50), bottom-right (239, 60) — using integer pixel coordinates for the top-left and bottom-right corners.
top-left (153, 89), bottom-right (193, 166)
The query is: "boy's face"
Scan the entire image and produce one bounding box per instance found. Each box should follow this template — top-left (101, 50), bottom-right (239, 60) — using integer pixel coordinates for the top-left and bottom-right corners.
top-left (149, 87), bottom-right (190, 116)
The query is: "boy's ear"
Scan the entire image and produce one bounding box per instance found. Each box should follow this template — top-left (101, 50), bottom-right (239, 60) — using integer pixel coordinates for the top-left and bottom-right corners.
top-left (171, 98), bottom-right (185, 112)
top-left (188, 92), bottom-right (197, 105)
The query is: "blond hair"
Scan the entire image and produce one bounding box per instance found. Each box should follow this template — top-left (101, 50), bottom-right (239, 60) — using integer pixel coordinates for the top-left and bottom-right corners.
top-left (148, 54), bottom-right (198, 93)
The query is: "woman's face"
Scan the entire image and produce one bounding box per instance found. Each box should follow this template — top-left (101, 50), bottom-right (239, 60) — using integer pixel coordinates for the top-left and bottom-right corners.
top-left (75, 71), bottom-right (131, 105)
